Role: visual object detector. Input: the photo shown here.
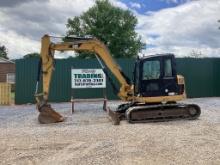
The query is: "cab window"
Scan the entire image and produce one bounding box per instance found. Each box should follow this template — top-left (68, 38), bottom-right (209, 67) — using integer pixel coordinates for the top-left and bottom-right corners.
top-left (142, 60), bottom-right (160, 80)
top-left (134, 63), bottom-right (139, 93)
top-left (164, 59), bottom-right (172, 77)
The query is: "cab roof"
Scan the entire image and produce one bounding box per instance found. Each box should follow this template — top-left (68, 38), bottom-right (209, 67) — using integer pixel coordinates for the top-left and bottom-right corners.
top-left (140, 53), bottom-right (175, 60)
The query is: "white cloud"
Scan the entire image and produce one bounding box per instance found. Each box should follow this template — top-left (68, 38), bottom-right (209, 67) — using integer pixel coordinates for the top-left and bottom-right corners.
top-left (0, 0), bottom-right (219, 58)
top-left (0, 0), bottom-right (95, 59)
top-left (0, 29), bottom-right (40, 59)
top-left (129, 2), bottom-right (141, 9)
top-left (137, 0), bottom-right (220, 57)
top-left (161, 0), bottom-right (192, 4)
top-left (0, 0), bottom-right (130, 59)
top-left (110, 0), bottom-right (128, 9)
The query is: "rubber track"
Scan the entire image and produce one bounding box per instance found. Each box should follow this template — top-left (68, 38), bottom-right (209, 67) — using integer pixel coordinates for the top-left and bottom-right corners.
top-left (125, 103), bottom-right (201, 123)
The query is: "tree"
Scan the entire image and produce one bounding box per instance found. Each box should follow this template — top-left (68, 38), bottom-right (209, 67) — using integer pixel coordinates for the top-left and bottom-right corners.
top-left (190, 49), bottom-right (202, 58)
top-left (66, 0), bottom-right (143, 58)
top-left (23, 52), bottom-right (40, 59)
top-left (0, 45), bottom-right (9, 59)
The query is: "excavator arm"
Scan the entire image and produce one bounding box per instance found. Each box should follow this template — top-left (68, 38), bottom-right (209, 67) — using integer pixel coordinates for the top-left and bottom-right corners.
top-left (35, 34), bottom-right (201, 125)
top-left (35, 34), bottom-right (133, 123)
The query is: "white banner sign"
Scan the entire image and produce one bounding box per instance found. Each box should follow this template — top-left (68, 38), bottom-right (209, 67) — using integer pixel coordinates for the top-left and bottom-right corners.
top-left (71, 69), bottom-right (106, 88)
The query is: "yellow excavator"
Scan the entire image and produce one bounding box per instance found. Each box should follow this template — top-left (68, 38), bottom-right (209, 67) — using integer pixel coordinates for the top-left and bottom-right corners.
top-left (35, 34), bottom-right (201, 124)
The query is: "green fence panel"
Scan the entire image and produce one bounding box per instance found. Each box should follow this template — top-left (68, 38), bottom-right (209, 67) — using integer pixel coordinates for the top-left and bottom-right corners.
top-left (15, 58), bottom-right (39, 104)
top-left (15, 57), bottom-right (220, 104)
top-left (213, 59), bottom-right (220, 96)
top-left (176, 58), bottom-right (216, 98)
top-left (15, 58), bottom-right (136, 104)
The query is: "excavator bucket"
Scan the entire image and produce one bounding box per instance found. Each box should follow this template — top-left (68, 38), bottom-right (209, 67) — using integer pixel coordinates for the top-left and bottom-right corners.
top-left (37, 104), bottom-right (64, 124)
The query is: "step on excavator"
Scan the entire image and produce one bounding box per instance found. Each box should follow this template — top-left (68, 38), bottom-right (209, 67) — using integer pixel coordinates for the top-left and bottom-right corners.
top-left (35, 34), bottom-right (201, 124)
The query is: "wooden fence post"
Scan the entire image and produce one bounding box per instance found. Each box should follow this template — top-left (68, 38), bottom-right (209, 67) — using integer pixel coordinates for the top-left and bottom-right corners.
top-left (0, 83), bottom-right (11, 105)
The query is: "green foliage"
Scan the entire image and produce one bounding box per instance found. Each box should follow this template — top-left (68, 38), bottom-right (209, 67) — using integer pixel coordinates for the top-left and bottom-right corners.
top-left (0, 45), bottom-right (9, 59)
top-left (66, 0), bottom-right (143, 58)
top-left (23, 52), bottom-right (40, 59)
top-left (190, 50), bottom-right (202, 58)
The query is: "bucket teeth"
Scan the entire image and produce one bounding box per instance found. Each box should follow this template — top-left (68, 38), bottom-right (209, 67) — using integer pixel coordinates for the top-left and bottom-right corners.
top-left (37, 104), bottom-right (64, 124)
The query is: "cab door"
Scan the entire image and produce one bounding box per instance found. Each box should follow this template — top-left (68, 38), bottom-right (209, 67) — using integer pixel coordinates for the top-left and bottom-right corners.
top-left (140, 57), bottom-right (163, 97)
top-left (133, 60), bottom-right (140, 96)
top-left (139, 55), bottom-right (179, 97)
top-left (162, 56), bottom-right (179, 96)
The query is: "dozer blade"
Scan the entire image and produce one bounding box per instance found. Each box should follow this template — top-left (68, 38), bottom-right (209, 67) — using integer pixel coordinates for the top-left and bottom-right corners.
top-left (37, 104), bottom-right (64, 124)
top-left (107, 108), bottom-right (123, 125)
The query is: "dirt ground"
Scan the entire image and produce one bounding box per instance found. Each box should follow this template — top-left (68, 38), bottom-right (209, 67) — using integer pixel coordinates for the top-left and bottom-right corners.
top-left (0, 98), bottom-right (219, 165)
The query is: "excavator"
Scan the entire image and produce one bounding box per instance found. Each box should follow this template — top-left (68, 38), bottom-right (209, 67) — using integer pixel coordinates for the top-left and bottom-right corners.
top-left (35, 34), bottom-right (201, 125)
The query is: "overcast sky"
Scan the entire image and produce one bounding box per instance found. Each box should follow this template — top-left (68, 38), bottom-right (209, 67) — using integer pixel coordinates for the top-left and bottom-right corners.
top-left (0, 0), bottom-right (219, 59)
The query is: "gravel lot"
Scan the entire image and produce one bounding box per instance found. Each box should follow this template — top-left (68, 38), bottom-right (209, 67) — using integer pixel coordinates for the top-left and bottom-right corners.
top-left (0, 98), bottom-right (219, 165)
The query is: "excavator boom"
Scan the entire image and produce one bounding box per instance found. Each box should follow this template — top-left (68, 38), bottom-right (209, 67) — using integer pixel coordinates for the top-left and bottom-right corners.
top-left (35, 35), bottom-right (133, 123)
top-left (35, 34), bottom-right (200, 124)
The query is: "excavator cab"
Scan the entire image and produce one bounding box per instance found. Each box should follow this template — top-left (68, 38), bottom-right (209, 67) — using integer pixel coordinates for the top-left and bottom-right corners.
top-left (134, 54), bottom-right (180, 98)
top-left (36, 35), bottom-right (200, 125)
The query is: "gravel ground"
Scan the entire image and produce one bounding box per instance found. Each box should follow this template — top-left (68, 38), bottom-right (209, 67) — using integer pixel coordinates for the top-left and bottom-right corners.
top-left (0, 98), bottom-right (219, 165)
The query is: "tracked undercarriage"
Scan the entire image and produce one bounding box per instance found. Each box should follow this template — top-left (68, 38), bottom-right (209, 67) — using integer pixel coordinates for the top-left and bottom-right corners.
top-left (35, 35), bottom-right (201, 125)
top-left (108, 102), bottom-right (201, 125)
